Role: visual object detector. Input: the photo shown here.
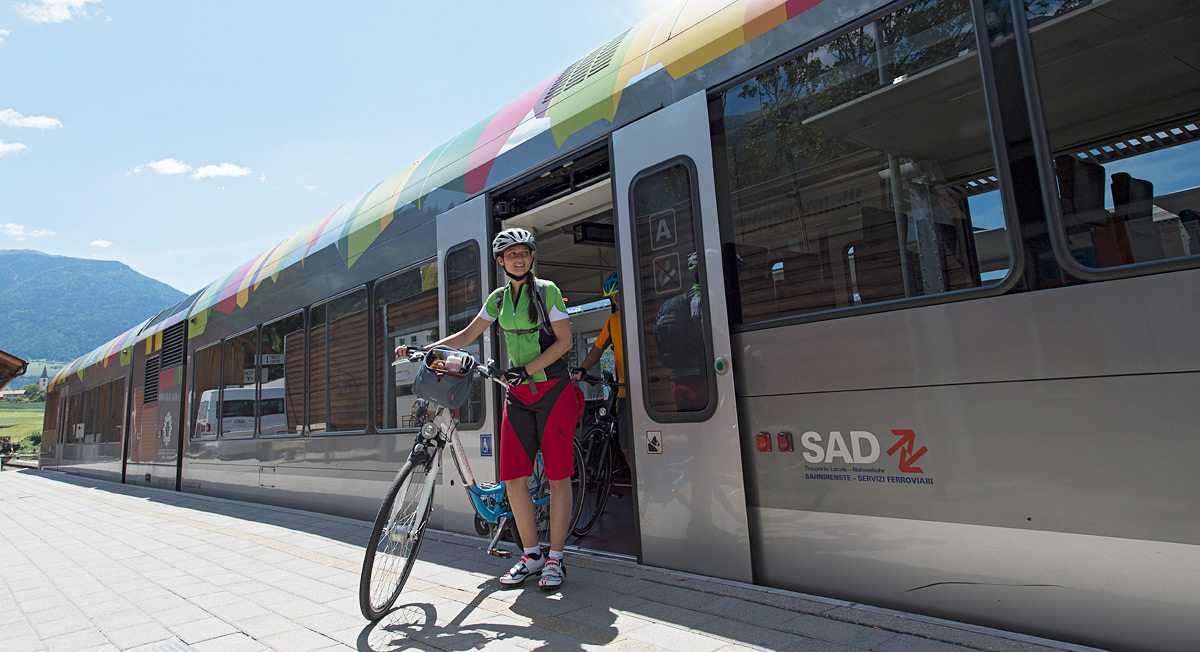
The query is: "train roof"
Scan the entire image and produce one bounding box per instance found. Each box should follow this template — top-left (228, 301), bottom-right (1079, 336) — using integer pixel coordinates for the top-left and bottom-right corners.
top-left (53, 0), bottom-right (828, 388)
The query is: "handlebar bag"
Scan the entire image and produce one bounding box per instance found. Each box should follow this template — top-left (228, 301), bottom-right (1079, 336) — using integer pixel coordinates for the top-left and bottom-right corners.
top-left (411, 346), bottom-right (476, 409)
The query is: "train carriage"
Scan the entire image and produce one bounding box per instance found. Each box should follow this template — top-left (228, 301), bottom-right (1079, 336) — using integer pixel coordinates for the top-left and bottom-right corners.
top-left (44, 1), bottom-right (1200, 650)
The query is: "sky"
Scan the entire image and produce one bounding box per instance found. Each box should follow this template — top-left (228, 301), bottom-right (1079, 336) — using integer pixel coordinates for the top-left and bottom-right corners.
top-left (0, 0), bottom-right (673, 294)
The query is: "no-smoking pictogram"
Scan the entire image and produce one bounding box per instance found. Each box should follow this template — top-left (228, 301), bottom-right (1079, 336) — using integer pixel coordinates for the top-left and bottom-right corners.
top-left (653, 253), bottom-right (682, 295)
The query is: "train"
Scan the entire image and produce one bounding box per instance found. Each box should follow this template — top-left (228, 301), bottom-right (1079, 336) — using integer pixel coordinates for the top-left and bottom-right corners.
top-left (41, 1), bottom-right (1200, 650)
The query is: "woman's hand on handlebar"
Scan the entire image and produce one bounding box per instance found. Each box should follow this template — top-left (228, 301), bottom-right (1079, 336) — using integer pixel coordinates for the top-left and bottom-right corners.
top-left (393, 344), bottom-right (424, 363)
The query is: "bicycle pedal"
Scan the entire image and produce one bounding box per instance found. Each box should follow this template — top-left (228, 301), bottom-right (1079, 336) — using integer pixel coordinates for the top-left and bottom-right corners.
top-left (609, 490), bottom-right (624, 499)
top-left (487, 548), bottom-right (512, 559)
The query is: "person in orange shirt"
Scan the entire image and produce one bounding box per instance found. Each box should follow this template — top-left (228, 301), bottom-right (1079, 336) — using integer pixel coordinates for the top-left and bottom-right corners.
top-left (572, 272), bottom-right (631, 469)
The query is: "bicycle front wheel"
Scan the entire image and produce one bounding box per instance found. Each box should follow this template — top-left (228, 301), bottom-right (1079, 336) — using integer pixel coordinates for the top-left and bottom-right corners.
top-left (359, 456), bottom-right (436, 621)
top-left (572, 428), bottom-right (613, 537)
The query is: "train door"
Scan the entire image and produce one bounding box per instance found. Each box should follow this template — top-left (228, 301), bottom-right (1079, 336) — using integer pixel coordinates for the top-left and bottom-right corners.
top-left (433, 195), bottom-right (499, 533)
top-left (125, 322), bottom-right (187, 489)
top-left (612, 91), bottom-right (752, 582)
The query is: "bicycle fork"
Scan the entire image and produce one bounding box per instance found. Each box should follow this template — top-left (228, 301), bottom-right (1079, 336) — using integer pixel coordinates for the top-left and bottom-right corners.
top-left (392, 447), bottom-right (440, 547)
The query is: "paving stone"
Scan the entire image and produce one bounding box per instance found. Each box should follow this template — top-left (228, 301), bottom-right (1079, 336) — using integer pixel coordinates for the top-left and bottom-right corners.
top-left (1, 471), bottom-right (1080, 652)
top-left (168, 616), bottom-right (240, 644)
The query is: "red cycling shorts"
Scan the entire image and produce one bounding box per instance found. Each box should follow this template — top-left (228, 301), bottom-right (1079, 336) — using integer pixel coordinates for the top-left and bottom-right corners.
top-left (499, 378), bottom-right (583, 482)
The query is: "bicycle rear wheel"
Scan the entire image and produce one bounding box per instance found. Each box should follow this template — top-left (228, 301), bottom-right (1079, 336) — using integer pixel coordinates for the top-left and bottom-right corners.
top-left (508, 443), bottom-right (587, 548)
top-left (570, 438), bottom-right (587, 532)
top-left (359, 456), bottom-right (435, 621)
top-left (572, 427), bottom-right (614, 537)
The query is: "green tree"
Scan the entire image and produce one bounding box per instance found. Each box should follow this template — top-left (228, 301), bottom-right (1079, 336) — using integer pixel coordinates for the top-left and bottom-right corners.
top-left (23, 385), bottom-right (46, 402)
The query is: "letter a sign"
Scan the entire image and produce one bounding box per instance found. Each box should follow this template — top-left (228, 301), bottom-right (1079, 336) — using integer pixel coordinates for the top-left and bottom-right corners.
top-left (648, 209), bottom-right (677, 251)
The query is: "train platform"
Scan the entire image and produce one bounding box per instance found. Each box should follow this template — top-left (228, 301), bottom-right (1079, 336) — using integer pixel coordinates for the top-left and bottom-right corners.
top-left (0, 469), bottom-right (1094, 652)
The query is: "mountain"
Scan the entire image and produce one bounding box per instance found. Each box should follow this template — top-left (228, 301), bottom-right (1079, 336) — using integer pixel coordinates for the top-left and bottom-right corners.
top-left (0, 250), bottom-right (188, 364)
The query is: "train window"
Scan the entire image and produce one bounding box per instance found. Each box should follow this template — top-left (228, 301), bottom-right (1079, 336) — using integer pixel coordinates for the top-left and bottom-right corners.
top-left (94, 381), bottom-right (110, 445)
top-left (192, 342), bottom-right (221, 439)
top-left (1027, 0), bottom-right (1200, 271)
top-left (66, 392), bottom-right (79, 443)
top-left (107, 377), bottom-right (125, 444)
top-left (260, 311), bottom-right (304, 436)
top-left (631, 162), bottom-right (715, 419)
top-left (82, 385), bottom-right (96, 443)
top-left (307, 301), bottom-right (328, 433)
top-left (221, 327), bottom-right (258, 438)
top-left (447, 243), bottom-right (484, 427)
top-left (712, 0), bottom-right (1010, 325)
top-left (44, 389), bottom-right (59, 432)
top-left (375, 261), bottom-right (439, 430)
top-left (310, 287), bottom-right (369, 433)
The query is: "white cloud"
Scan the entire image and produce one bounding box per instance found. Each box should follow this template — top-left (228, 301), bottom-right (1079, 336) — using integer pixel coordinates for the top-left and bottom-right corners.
top-left (305, 185), bottom-right (318, 192)
top-left (130, 157), bottom-right (253, 181)
top-left (89, 238), bottom-right (112, 248)
top-left (3, 223), bottom-right (55, 238)
top-left (15, 0), bottom-right (101, 24)
top-left (0, 28), bottom-right (10, 43)
top-left (0, 108), bottom-right (63, 129)
top-left (0, 140), bottom-right (28, 156)
top-left (191, 162), bottom-right (251, 180)
top-left (145, 158), bottom-right (192, 175)
top-left (258, 171), bottom-right (267, 182)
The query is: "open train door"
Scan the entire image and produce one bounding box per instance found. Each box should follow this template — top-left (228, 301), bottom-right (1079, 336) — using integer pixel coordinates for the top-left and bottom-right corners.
top-left (612, 91), bottom-right (752, 581)
top-left (433, 195), bottom-right (500, 534)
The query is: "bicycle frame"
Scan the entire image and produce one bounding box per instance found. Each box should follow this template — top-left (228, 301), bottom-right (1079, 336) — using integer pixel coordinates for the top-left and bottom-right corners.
top-left (407, 392), bottom-right (551, 559)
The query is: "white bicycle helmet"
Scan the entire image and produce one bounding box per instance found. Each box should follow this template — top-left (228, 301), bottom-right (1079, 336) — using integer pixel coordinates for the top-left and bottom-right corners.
top-left (492, 227), bottom-right (536, 255)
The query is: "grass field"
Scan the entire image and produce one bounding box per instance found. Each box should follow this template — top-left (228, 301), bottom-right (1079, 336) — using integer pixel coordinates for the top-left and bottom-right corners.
top-left (0, 403), bottom-right (46, 453)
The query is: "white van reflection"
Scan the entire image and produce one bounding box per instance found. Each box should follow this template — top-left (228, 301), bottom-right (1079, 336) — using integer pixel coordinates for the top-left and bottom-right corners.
top-left (194, 386), bottom-right (287, 436)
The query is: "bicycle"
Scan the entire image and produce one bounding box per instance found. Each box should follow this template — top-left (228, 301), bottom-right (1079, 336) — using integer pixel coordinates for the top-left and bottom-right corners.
top-left (359, 346), bottom-right (586, 621)
top-left (571, 371), bottom-right (626, 537)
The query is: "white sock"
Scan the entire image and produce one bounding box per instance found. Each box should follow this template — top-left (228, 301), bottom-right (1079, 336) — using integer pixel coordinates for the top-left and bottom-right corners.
top-left (524, 546), bottom-right (541, 559)
top-left (548, 550), bottom-right (564, 563)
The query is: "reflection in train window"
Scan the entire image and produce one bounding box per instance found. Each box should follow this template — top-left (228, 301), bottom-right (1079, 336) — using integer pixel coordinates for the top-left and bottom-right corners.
top-left (67, 393), bottom-right (81, 444)
top-left (712, 0), bottom-right (1011, 325)
top-left (375, 262), bottom-right (439, 430)
top-left (106, 377), bottom-right (124, 444)
top-left (632, 163), bottom-right (713, 418)
top-left (191, 342), bottom-right (220, 439)
top-left (222, 327), bottom-right (257, 438)
top-left (1029, 0), bottom-right (1200, 269)
top-left (446, 243), bottom-right (484, 427)
top-left (260, 311), bottom-right (303, 435)
top-left (105, 377), bottom-right (123, 444)
top-left (309, 287), bottom-right (369, 433)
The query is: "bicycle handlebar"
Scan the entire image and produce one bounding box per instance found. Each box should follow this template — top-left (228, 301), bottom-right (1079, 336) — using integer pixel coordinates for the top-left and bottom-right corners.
top-left (576, 372), bottom-right (624, 388)
top-left (393, 347), bottom-right (511, 389)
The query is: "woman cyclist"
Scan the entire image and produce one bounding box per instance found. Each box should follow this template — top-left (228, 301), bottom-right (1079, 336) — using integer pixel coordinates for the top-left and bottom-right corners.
top-left (395, 227), bottom-right (580, 590)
